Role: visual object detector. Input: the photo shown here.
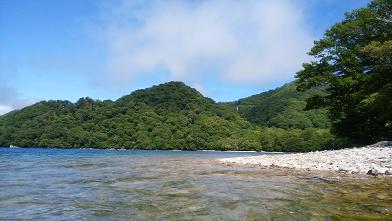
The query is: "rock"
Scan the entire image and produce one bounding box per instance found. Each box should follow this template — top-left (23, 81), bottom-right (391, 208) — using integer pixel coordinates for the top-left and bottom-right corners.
top-left (372, 141), bottom-right (392, 148)
top-left (366, 169), bottom-right (380, 176)
top-left (219, 142), bottom-right (392, 176)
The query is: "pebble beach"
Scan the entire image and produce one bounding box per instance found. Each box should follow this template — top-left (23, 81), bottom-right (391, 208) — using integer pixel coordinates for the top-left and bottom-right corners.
top-left (220, 141), bottom-right (392, 176)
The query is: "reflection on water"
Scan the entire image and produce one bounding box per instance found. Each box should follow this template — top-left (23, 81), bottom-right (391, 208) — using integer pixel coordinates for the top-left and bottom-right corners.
top-left (0, 148), bottom-right (391, 220)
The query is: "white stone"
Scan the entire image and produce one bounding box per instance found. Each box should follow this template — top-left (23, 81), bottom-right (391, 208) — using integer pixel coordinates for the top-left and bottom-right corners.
top-left (219, 142), bottom-right (392, 176)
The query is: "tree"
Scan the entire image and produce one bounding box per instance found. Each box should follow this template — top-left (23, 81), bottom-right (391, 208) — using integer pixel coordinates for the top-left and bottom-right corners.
top-left (0, 81), bottom-right (338, 152)
top-left (296, 0), bottom-right (392, 143)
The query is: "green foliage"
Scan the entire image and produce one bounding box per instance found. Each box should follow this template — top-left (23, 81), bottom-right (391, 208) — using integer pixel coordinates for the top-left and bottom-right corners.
top-left (0, 82), bottom-right (260, 150)
top-left (229, 83), bottom-right (331, 129)
top-left (260, 127), bottom-right (336, 152)
top-left (0, 81), bottom-right (336, 152)
top-left (296, 0), bottom-right (392, 143)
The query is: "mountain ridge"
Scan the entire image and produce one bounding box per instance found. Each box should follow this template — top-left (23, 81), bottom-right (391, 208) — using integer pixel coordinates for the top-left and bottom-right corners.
top-left (0, 81), bottom-right (335, 152)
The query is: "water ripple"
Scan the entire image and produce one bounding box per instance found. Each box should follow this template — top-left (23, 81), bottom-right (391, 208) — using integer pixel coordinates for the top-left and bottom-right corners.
top-left (0, 147), bottom-right (391, 220)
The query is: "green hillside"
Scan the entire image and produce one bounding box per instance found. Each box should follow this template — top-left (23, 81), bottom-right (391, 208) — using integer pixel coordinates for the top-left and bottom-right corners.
top-left (233, 82), bottom-right (330, 129)
top-left (0, 82), bottom-right (261, 150)
top-left (0, 81), bottom-right (336, 152)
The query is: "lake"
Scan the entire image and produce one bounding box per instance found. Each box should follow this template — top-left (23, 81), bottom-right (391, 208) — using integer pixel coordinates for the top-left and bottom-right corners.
top-left (0, 147), bottom-right (391, 220)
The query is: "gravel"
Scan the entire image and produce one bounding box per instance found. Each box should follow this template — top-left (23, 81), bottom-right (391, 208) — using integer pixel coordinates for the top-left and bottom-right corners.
top-left (219, 141), bottom-right (392, 176)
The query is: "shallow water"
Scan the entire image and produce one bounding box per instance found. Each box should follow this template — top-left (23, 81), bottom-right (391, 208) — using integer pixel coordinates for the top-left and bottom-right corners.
top-left (0, 148), bottom-right (391, 220)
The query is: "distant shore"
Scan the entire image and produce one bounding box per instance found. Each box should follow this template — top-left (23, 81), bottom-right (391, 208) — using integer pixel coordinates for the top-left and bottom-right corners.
top-left (4, 146), bottom-right (260, 152)
top-left (219, 141), bottom-right (392, 176)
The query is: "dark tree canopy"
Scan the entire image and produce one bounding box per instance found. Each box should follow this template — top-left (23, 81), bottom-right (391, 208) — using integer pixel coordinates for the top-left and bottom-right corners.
top-left (296, 0), bottom-right (392, 143)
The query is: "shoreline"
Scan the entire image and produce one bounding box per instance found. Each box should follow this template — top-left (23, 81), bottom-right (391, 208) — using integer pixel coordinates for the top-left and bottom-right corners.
top-left (2, 146), bottom-right (261, 153)
top-left (219, 141), bottom-right (392, 176)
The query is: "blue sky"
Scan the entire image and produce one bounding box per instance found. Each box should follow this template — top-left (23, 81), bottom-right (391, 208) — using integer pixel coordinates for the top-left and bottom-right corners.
top-left (0, 0), bottom-right (371, 114)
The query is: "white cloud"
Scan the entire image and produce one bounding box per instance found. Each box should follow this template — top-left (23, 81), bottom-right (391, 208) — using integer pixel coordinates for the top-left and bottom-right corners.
top-left (0, 84), bottom-right (35, 116)
top-left (0, 63), bottom-right (36, 115)
top-left (95, 0), bottom-right (314, 86)
top-left (0, 105), bottom-right (13, 115)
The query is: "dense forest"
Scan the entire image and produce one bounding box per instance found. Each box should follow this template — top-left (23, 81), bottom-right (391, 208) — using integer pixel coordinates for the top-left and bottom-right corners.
top-left (296, 0), bottom-right (391, 143)
top-left (0, 0), bottom-right (390, 151)
top-left (0, 81), bottom-right (337, 152)
top-left (232, 83), bottom-right (330, 130)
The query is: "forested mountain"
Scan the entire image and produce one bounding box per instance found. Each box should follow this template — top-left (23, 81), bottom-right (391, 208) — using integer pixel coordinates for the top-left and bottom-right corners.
top-left (229, 82), bottom-right (330, 129)
top-left (2, 1), bottom-right (388, 151)
top-left (0, 81), bottom-right (336, 152)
